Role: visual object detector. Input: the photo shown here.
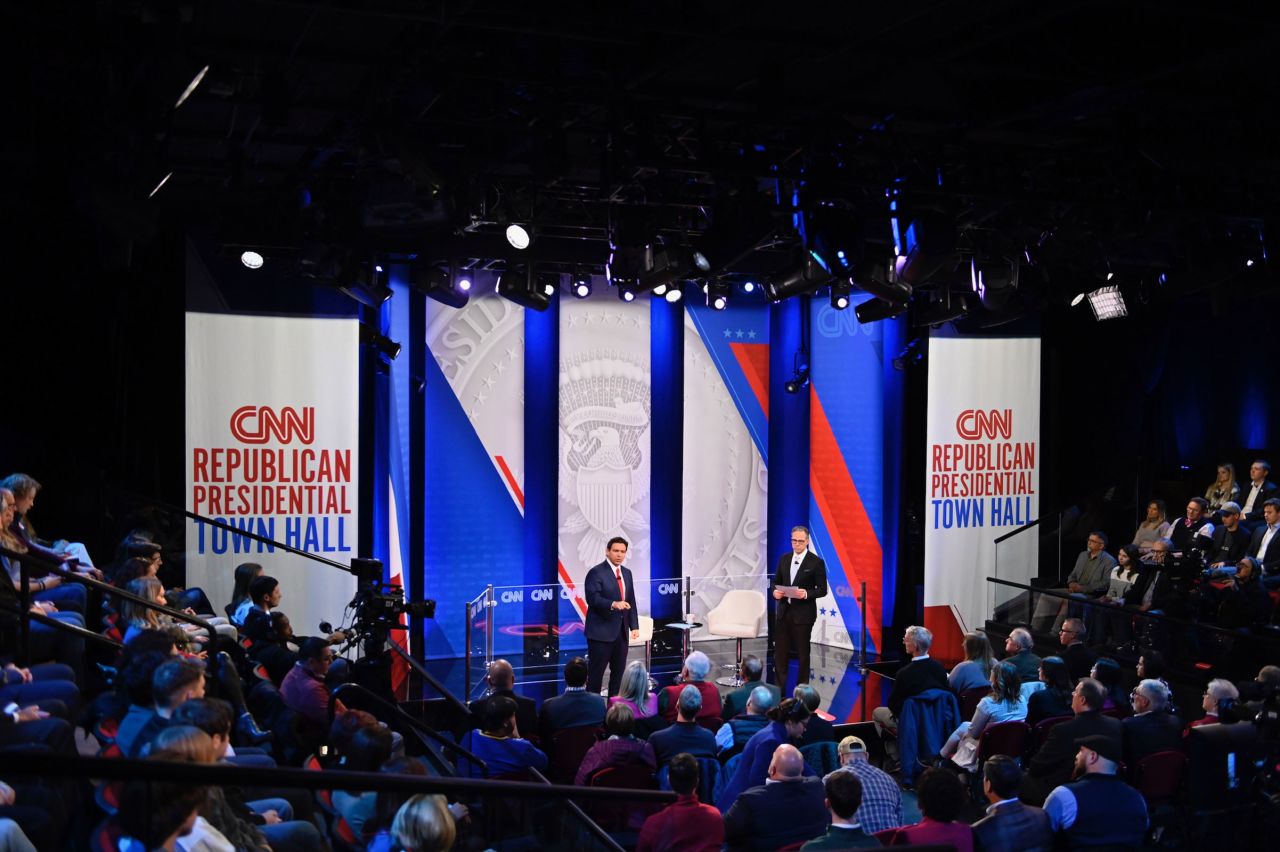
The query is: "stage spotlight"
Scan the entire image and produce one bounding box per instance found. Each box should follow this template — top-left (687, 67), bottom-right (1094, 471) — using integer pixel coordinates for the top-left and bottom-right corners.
top-left (763, 252), bottom-right (831, 302)
top-left (456, 276), bottom-right (472, 293)
top-left (360, 325), bottom-right (401, 361)
top-left (174, 64), bottom-right (210, 109)
top-left (1085, 285), bottom-right (1127, 320)
top-left (896, 209), bottom-right (957, 287)
top-left (652, 283), bottom-right (668, 297)
top-left (506, 223), bottom-right (532, 250)
top-left (707, 280), bottom-right (730, 311)
top-left (336, 257), bottom-right (392, 308)
top-left (618, 286), bottom-right (636, 302)
top-left (970, 256), bottom-right (1018, 311)
top-left (496, 264), bottom-right (552, 311)
top-left (914, 288), bottom-right (967, 328)
top-left (148, 171), bottom-right (173, 198)
top-left (855, 296), bottom-right (908, 324)
top-left (542, 275), bottom-right (558, 297)
top-left (664, 283), bottom-right (684, 303)
top-left (830, 280), bottom-right (850, 310)
top-left (411, 263), bottom-right (468, 309)
top-left (1070, 292), bottom-right (1087, 307)
top-left (635, 242), bottom-right (705, 294)
top-left (784, 366), bottom-right (810, 394)
top-left (240, 250), bottom-right (264, 269)
top-left (743, 280), bottom-right (757, 294)
top-left (572, 275), bottom-right (592, 298)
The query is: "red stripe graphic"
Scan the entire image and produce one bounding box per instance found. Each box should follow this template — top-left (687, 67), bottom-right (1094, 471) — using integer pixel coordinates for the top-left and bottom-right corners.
top-left (495, 455), bottom-right (587, 618)
top-left (730, 342), bottom-right (770, 419)
top-left (808, 390), bottom-right (883, 645)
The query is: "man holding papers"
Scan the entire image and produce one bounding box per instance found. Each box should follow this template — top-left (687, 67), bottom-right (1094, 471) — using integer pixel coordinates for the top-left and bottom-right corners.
top-left (771, 525), bottom-right (828, 693)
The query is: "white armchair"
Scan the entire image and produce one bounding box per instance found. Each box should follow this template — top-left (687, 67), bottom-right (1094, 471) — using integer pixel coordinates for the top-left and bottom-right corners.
top-left (706, 590), bottom-right (767, 687)
top-left (629, 614), bottom-right (654, 671)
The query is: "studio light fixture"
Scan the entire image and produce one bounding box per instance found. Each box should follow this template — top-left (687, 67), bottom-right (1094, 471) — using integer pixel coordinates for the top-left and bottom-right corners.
top-left (360, 324), bottom-right (401, 361)
top-left (707, 280), bottom-right (730, 311)
top-left (572, 275), bottom-right (592, 299)
top-left (742, 280), bottom-right (757, 294)
top-left (855, 296), bottom-right (908, 325)
top-left (763, 252), bottom-right (831, 302)
top-left (411, 262), bottom-right (469, 309)
top-left (496, 263), bottom-right (552, 311)
top-left (240, 250), bottom-right (264, 269)
top-left (174, 65), bottom-right (210, 109)
top-left (1085, 285), bottom-right (1128, 320)
top-left (664, 283), bottom-right (683, 303)
top-left (830, 280), bottom-right (851, 310)
top-left (784, 366), bottom-right (810, 394)
top-left (506, 223), bottom-right (532, 250)
top-left (618, 286), bottom-right (636, 302)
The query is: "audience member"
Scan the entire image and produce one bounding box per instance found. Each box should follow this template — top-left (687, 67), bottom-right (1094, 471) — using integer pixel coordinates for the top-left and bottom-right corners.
top-left (575, 702), bottom-right (656, 784)
top-left (227, 562), bottom-right (263, 626)
top-left (657, 650), bottom-right (722, 722)
top-left (801, 771), bottom-right (881, 849)
top-left (649, 685), bottom-right (717, 765)
top-left (949, 632), bottom-right (995, 693)
top-left (823, 735), bottom-right (902, 835)
top-left (1088, 658), bottom-right (1126, 712)
top-left (971, 756), bottom-right (1050, 852)
top-left (716, 684), bottom-right (775, 759)
top-left (610, 659), bottom-right (659, 720)
top-left (1032, 532), bottom-right (1114, 634)
top-left (0, 473), bottom-right (99, 575)
top-left (1189, 678), bottom-right (1238, 731)
top-left (538, 656), bottom-right (606, 741)
top-left (1131, 499), bottom-right (1171, 555)
top-left (888, 767), bottom-right (973, 851)
top-left (1042, 735), bottom-right (1147, 850)
top-left (1001, 628), bottom-right (1040, 684)
top-left (1215, 556), bottom-right (1273, 628)
top-left (391, 794), bottom-right (457, 852)
top-left (334, 724), bottom-right (394, 837)
top-left (717, 697), bottom-right (812, 811)
top-left (1239, 459), bottom-right (1277, 530)
top-left (871, 625), bottom-right (948, 767)
top-left (469, 658), bottom-right (537, 739)
top-left (280, 638), bottom-right (341, 735)
top-left (458, 695), bottom-right (548, 778)
top-left (1056, 618), bottom-right (1096, 681)
top-left (1207, 502), bottom-right (1249, 567)
top-left (1205, 462), bottom-right (1241, 511)
top-left (1023, 678), bottom-right (1120, 805)
top-left (795, 683), bottom-right (835, 744)
top-left (242, 575), bottom-right (345, 682)
top-left (721, 654), bottom-right (781, 720)
top-left (940, 661), bottom-right (1026, 772)
top-left (723, 744), bottom-right (828, 852)
top-left (0, 659), bottom-right (78, 717)
top-left (1247, 498), bottom-right (1280, 583)
top-left (637, 752), bottom-right (724, 852)
top-left (123, 657), bottom-right (206, 757)
top-left (117, 778), bottom-right (208, 852)
top-left (1122, 678), bottom-right (1183, 767)
top-left (1169, 497), bottom-right (1214, 554)
top-left (1025, 657), bottom-right (1074, 726)
top-left (1086, 545), bottom-right (1141, 647)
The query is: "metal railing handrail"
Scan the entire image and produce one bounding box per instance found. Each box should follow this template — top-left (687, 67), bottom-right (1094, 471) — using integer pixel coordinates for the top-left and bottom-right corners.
top-left (985, 576), bottom-right (1280, 642)
top-left (329, 682), bottom-right (484, 774)
top-left (992, 508), bottom-right (1062, 544)
top-left (528, 767), bottom-right (627, 852)
top-left (386, 639), bottom-right (473, 718)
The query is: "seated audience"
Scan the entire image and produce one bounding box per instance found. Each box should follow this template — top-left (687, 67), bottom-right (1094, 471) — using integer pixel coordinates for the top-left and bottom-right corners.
top-left (1, 473), bottom-right (99, 575)
top-left (717, 697), bottom-right (812, 811)
top-left (1056, 618), bottom-right (1096, 682)
top-left (116, 777), bottom-right (208, 852)
top-left (458, 695), bottom-right (548, 779)
top-left (469, 658), bottom-right (538, 740)
top-left (637, 752), bottom-right (723, 852)
top-left (1088, 657), bottom-right (1126, 711)
top-left (1189, 678), bottom-right (1239, 731)
top-left (610, 659), bottom-right (659, 720)
top-left (971, 756), bottom-right (1050, 852)
top-left (1207, 502), bottom-right (1249, 568)
top-left (795, 683), bottom-right (835, 744)
top-left (1205, 462), bottom-right (1240, 511)
top-left (1032, 532), bottom-right (1115, 634)
top-left (1122, 678), bottom-right (1183, 767)
top-left (1086, 545), bottom-right (1141, 647)
top-left (122, 576), bottom-right (222, 648)
top-left (949, 632), bottom-right (995, 693)
top-left (390, 793), bottom-right (457, 852)
top-left (242, 575), bottom-right (346, 682)
top-left (1247, 498), bottom-right (1280, 584)
top-left (721, 654), bottom-right (781, 721)
top-left (823, 735), bottom-right (902, 835)
top-left (122, 657), bottom-right (206, 757)
top-left (1001, 628), bottom-right (1041, 684)
top-left (1239, 459), bottom-right (1277, 531)
top-left (801, 770), bottom-right (881, 849)
top-left (0, 659), bottom-right (78, 717)
top-left (1025, 656), bottom-right (1074, 726)
top-left (716, 684), bottom-right (775, 759)
top-left (280, 637), bottom-right (342, 735)
top-left (1215, 556), bottom-right (1273, 628)
top-left (649, 685), bottom-right (717, 765)
top-left (227, 562), bottom-right (263, 626)
top-left (1131, 499), bottom-right (1171, 555)
top-left (334, 724), bottom-right (394, 837)
top-left (1042, 735), bottom-right (1148, 850)
top-left (723, 744), bottom-right (828, 852)
top-left (886, 767), bottom-right (973, 851)
top-left (538, 656), bottom-right (606, 741)
top-left (1169, 497), bottom-right (1215, 555)
top-left (1023, 678), bottom-right (1120, 805)
top-left (657, 650), bottom-right (722, 722)
top-left (940, 661), bottom-right (1026, 772)
top-left (575, 702), bottom-right (656, 784)
top-left (871, 625), bottom-right (948, 767)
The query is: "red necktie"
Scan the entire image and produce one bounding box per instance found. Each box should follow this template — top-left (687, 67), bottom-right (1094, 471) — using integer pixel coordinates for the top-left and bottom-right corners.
top-left (615, 568), bottom-right (625, 600)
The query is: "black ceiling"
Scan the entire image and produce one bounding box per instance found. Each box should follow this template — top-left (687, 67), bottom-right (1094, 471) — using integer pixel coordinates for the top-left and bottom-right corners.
top-left (10, 1), bottom-right (1280, 316)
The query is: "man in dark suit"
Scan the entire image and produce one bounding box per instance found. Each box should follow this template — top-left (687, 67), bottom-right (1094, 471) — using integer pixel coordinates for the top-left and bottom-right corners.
top-left (584, 536), bottom-right (640, 695)
top-left (1207, 502), bottom-right (1250, 568)
top-left (972, 755), bottom-right (1051, 852)
top-left (870, 624), bottom-right (949, 766)
top-left (801, 771), bottom-right (881, 849)
top-left (1121, 678), bottom-right (1182, 768)
top-left (468, 659), bottom-right (537, 741)
top-left (771, 525), bottom-right (828, 693)
top-left (723, 744), bottom-right (829, 851)
top-left (721, 655), bottom-right (781, 721)
top-left (1057, 619), bottom-right (1096, 682)
top-left (1239, 459), bottom-right (1278, 531)
top-left (1245, 498), bottom-right (1280, 584)
top-left (649, 685), bottom-right (718, 765)
top-left (538, 656), bottom-right (606, 742)
top-left (795, 683), bottom-right (836, 745)
top-left (1022, 677), bottom-right (1121, 805)
top-left (1002, 628), bottom-right (1041, 684)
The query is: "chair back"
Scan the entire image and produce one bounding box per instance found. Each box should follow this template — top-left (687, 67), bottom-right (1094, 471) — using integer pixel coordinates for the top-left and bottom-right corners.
top-left (658, 756), bottom-right (720, 805)
top-left (958, 687), bottom-right (989, 720)
top-left (548, 725), bottom-right (603, 783)
top-left (482, 770), bottom-right (537, 840)
top-left (1133, 749), bottom-right (1187, 804)
top-left (587, 761), bottom-right (659, 832)
top-left (977, 720), bottom-right (1031, 763)
top-left (800, 740), bottom-right (840, 776)
top-left (707, 590), bottom-right (767, 636)
top-left (1030, 714), bottom-right (1072, 758)
top-left (630, 614), bottom-right (654, 645)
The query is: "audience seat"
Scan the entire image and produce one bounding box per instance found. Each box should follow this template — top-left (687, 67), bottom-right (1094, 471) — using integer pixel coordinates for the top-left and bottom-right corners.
top-left (957, 687), bottom-right (989, 721)
top-left (586, 762), bottom-right (659, 833)
top-left (977, 720), bottom-right (1031, 765)
top-left (1132, 749), bottom-right (1187, 805)
top-left (1029, 714), bottom-right (1072, 758)
top-left (548, 725), bottom-right (603, 784)
top-left (657, 756), bottom-right (719, 805)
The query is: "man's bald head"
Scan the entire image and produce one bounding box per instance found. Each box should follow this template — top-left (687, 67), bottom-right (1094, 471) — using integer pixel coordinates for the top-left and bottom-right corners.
top-left (488, 659), bottom-right (514, 690)
top-left (769, 744), bottom-right (805, 781)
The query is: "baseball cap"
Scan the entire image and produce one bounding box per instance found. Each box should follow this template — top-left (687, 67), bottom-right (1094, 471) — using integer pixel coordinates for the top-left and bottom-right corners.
top-left (1075, 734), bottom-right (1121, 764)
top-left (837, 735), bottom-right (866, 755)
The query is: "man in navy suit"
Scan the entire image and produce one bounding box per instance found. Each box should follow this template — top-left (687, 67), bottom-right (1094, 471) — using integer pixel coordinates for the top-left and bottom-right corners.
top-left (584, 536), bottom-right (640, 695)
top-left (771, 525), bottom-right (828, 693)
top-left (1246, 498), bottom-right (1280, 585)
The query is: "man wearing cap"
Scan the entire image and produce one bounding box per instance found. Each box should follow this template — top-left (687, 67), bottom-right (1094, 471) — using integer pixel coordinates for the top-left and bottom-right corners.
top-left (1042, 735), bottom-right (1147, 850)
top-left (824, 735), bottom-right (903, 835)
top-left (1207, 502), bottom-right (1250, 568)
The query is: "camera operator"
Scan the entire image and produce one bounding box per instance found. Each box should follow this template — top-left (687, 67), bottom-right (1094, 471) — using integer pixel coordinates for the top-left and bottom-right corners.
top-left (243, 576), bottom-right (347, 685)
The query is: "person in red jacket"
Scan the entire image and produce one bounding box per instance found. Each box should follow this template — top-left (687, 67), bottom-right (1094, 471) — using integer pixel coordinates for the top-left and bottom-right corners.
top-left (637, 752), bottom-right (723, 852)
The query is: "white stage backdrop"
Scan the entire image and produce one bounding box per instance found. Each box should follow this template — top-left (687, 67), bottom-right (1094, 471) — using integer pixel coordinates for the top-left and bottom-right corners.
top-left (924, 336), bottom-right (1040, 660)
top-left (186, 313), bottom-right (359, 640)
top-left (558, 299), bottom-right (652, 618)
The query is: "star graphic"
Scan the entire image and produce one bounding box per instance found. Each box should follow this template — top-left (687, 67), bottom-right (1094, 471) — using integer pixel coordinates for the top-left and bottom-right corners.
top-left (482, 374), bottom-right (497, 389)
top-left (473, 391), bottom-right (488, 404)
top-left (504, 346), bottom-right (518, 362)
top-left (819, 607), bottom-right (827, 616)
top-left (747, 329), bottom-right (757, 339)
top-left (735, 329), bottom-right (745, 338)
top-left (723, 329), bottom-right (732, 338)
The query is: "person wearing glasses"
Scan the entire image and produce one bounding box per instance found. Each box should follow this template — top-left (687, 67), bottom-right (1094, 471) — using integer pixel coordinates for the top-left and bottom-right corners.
top-left (716, 697), bottom-right (813, 813)
top-left (1121, 679), bottom-right (1182, 767)
top-left (1056, 619), bottom-right (1096, 682)
top-left (770, 526), bottom-right (827, 694)
top-left (1032, 532), bottom-right (1115, 635)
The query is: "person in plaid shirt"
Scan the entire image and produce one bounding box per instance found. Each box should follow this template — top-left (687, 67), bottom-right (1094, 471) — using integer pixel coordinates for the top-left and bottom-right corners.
top-left (823, 735), bottom-right (903, 834)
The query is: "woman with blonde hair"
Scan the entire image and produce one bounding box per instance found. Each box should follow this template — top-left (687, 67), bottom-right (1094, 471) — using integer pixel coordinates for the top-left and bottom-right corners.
top-left (1131, 499), bottom-right (1172, 555)
top-left (122, 577), bottom-right (237, 646)
top-left (1205, 463), bottom-right (1241, 511)
top-left (939, 661), bottom-right (1026, 771)
top-left (392, 794), bottom-right (456, 852)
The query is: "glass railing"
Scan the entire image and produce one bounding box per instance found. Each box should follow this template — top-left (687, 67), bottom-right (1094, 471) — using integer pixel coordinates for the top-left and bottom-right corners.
top-left (991, 509), bottom-right (1064, 626)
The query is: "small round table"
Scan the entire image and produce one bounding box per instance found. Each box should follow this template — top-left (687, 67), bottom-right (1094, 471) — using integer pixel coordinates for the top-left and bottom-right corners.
top-left (666, 618), bottom-right (702, 660)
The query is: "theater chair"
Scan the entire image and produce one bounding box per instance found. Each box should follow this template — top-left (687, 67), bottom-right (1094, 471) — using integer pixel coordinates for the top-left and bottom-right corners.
top-left (707, 590), bottom-right (766, 687)
top-left (629, 614), bottom-right (655, 674)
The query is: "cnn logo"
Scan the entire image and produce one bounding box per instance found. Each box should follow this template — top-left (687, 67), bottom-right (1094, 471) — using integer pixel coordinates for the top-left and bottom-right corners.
top-left (230, 405), bottom-right (315, 445)
top-left (955, 409), bottom-right (1012, 440)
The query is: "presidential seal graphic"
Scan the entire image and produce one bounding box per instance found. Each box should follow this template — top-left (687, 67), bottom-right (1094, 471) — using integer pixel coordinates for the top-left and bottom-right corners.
top-left (558, 352), bottom-right (652, 568)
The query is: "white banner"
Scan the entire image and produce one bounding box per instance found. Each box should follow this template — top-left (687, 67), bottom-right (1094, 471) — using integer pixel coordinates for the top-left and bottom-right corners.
top-left (924, 336), bottom-right (1040, 659)
top-left (185, 313), bottom-right (358, 640)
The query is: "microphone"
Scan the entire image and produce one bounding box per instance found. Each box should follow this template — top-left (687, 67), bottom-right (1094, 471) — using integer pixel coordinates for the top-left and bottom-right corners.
top-left (320, 621), bottom-right (333, 634)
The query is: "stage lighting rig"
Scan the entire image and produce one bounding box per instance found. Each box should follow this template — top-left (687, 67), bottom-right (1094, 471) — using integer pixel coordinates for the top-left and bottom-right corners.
top-left (359, 324), bottom-right (401, 361)
top-left (830, 280), bottom-right (851, 310)
top-left (707, 280), bottom-right (731, 311)
top-left (763, 252), bottom-right (831, 302)
top-left (496, 263), bottom-right (553, 311)
top-left (411, 262), bottom-right (469, 309)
